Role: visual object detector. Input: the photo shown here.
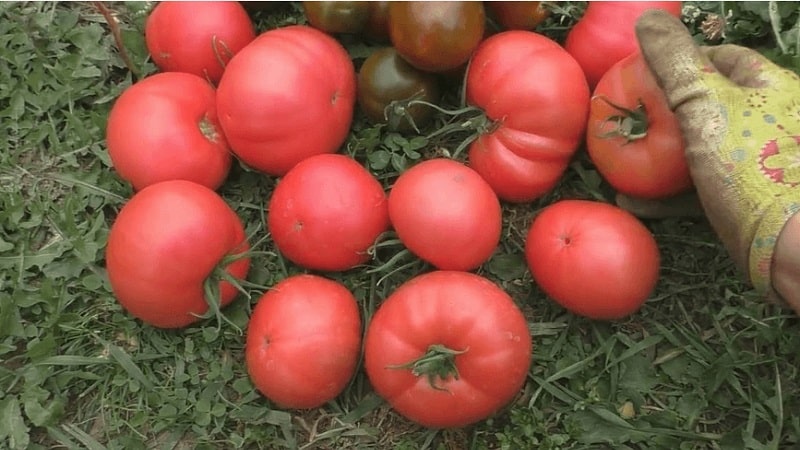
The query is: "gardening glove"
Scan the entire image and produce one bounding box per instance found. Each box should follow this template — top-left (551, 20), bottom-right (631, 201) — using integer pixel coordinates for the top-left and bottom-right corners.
top-left (635, 10), bottom-right (800, 303)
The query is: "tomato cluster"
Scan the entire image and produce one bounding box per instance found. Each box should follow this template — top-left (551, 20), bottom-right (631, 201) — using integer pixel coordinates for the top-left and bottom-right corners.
top-left (102, 0), bottom-right (687, 429)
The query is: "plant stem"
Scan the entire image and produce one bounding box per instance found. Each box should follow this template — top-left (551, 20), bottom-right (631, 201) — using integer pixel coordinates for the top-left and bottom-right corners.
top-left (93, 1), bottom-right (141, 79)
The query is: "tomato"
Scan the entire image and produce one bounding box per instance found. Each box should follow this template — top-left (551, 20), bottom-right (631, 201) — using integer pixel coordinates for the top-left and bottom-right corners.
top-left (465, 31), bottom-right (590, 203)
top-left (388, 158), bottom-right (502, 271)
top-left (245, 274), bottom-right (362, 409)
top-left (364, 270), bottom-right (532, 428)
top-left (303, 1), bottom-right (371, 34)
top-left (587, 51), bottom-right (692, 199)
top-left (145, 1), bottom-right (256, 84)
top-left (105, 180), bottom-right (250, 328)
top-left (486, 1), bottom-right (550, 31)
top-left (524, 200), bottom-right (660, 320)
top-left (216, 25), bottom-right (356, 177)
top-left (364, 1), bottom-right (391, 43)
top-left (357, 47), bottom-right (441, 133)
top-left (105, 72), bottom-right (231, 192)
top-left (388, 1), bottom-right (485, 73)
top-left (268, 154), bottom-right (390, 272)
top-left (564, 1), bottom-right (682, 89)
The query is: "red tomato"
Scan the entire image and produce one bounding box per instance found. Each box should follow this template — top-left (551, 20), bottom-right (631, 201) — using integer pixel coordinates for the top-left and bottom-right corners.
top-left (105, 72), bottom-right (231, 191)
top-left (106, 180), bottom-right (250, 328)
top-left (364, 270), bottom-right (532, 428)
top-left (145, 1), bottom-right (256, 84)
top-left (267, 154), bottom-right (390, 272)
top-left (465, 31), bottom-right (590, 203)
top-left (524, 200), bottom-right (660, 320)
top-left (587, 51), bottom-right (692, 199)
top-left (245, 274), bottom-right (362, 409)
top-left (216, 25), bottom-right (357, 177)
top-left (388, 1), bottom-right (485, 73)
top-left (387, 159), bottom-right (501, 271)
top-left (564, 1), bottom-right (682, 89)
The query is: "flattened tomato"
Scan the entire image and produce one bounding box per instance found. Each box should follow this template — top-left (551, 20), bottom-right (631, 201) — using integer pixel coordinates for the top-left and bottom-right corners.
top-left (216, 25), bottom-right (356, 176)
top-left (106, 72), bottom-right (231, 191)
top-left (587, 51), bottom-right (692, 199)
top-left (145, 1), bottom-right (255, 84)
top-left (564, 1), bottom-right (682, 88)
top-left (105, 180), bottom-right (250, 328)
top-left (387, 159), bottom-right (501, 271)
top-left (465, 30), bottom-right (590, 203)
top-left (364, 271), bottom-right (532, 428)
top-left (267, 154), bottom-right (390, 272)
top-left (524, 200), bottom-right (660, 320)
top-left (245, 274), bottom-right (362, 409)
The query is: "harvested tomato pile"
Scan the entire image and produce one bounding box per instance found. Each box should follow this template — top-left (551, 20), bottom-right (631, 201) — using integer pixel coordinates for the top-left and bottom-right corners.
top-left (103, 1), bottom-right (687, 428)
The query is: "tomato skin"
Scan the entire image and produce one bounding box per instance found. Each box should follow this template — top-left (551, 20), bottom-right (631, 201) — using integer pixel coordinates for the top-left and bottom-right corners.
top-left (357, 47), bottom-right (441, 133)
top-left (364, 270), bottom-right (532, 428)
top-left (303, 1), bottom-right (371, 34)
top-left (388, 1), bottom-right (485, 73)
top-left (105, 72), bottom-right (231, 192)
top-left (364, 1), bottom-right (391, 43)
top-left (387, 159), bottom-right (502, 271)
top-left (486, 1), bottom-right (550, 30)
top-left (465, 31), bottom-right (590, 203)
top-left (245, 274), bottom-right (362, 409)
top-left (524, 200), bottom-right (660, 320)
top-left (145, 1), bottom-right (256, 84)
top-left (216, 25), bottom-right (357, 176)
top-left (587, 51), bottom-right (692, 199)
top-left (105, 180), bottom-right (250, 329)
top-left (564, 1), bottom-right (682, 89)
top-left (267, 154), bottom-right (390, 272)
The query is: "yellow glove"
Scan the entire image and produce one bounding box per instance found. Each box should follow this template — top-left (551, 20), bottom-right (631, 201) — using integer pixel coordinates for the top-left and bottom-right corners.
top-left (635, 10), bottom-right (800, 302)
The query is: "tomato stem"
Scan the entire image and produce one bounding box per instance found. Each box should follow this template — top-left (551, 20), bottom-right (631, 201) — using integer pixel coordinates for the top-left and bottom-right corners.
top-left (405, 100), bottom-right (498, 159)
top-left (387, 344), bottom-right (469, 392)
top-left (592, 96), bottom-right (649, 143)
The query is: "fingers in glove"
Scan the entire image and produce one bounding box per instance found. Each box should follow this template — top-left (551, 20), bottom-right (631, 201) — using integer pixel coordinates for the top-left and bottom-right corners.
top-left (702, 45), bottom-right (799, 90)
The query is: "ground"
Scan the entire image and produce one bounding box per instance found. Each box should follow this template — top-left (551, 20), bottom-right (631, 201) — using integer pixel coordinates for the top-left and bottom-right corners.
top-left (1, 1), bottom-right (799, 449)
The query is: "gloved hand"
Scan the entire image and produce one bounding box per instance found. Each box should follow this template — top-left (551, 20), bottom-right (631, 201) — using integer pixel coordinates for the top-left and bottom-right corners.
top-left (633, 9), bottom-right (800, 312)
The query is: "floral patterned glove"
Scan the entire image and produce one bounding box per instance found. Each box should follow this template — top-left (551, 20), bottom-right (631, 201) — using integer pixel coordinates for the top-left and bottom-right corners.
top-left (635, 10), bottom-right (800, 299)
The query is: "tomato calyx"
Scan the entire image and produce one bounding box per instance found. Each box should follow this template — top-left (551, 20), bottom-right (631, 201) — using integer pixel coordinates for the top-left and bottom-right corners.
top-left (593, 96), bottom-right (649, 143)
top-left (198, 114), bottom-right (221, 143)
top-left (387, 343), bottom-right (469, 391)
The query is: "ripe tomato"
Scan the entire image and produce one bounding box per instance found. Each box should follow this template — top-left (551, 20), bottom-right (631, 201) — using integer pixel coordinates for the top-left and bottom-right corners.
top-left (465, 31), bottom-right (590, 203)
top-left (387, 159), bottom-right (501, 271)
top-left (564, 1), bottom-right (682, 89)
top-left (245, 274), bottom-right (362, 409)
top-left (357, 47), bottom-right (441, 133)
top-left (524, 200), bottom-right (660, 320)
top-left (486, 1), bottom-right (550, 31)
top-left (587, 51), bottom-right (692, 199)
top-left (388, 1), bottom-right (485, 73)
top-left (268, 154), bottom-right (390, 272)
top-left (364, 1), bottom-right (391, 43)
top-left (145, 1), bottom-right (256, 84)
top-left (106, 72), bottom-right (231, 192)
top-left (364, 270), bottom-right (532, 428)
top-left (216, 25), bottom-right (356, 176)
top-left (303, 1), bottom-right (371, 34)
top-left (106, 180), bottom-right (250, 328)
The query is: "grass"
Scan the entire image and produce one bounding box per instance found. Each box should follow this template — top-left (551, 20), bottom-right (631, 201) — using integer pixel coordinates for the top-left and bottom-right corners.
top-left (1, 1), bottom-right (799, 449)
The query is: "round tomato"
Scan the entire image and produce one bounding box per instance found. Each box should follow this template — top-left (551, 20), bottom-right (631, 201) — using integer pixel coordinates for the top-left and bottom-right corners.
top-left (465, 30), bottom-right (590, 203)
top-left (106, 180), bottom-right (250, 328)
top-left (268, 154), bottom-right (390, 272)
top-left (564, 1), bottom-right (682, 89)
top-left (245, 274), bottom-right (362, 409)
top-left (364, 270), bottom-right (532, 428)
top-left (216, 25), bottom-right (356, 176)
top-left (388, 1), bottom-right (485, 73)
top-left (587, 51), bottom-right (692, 199)
top-left (486, 1), bottom-right (550, 31)
top-left (145, 1), bottom-right (256, 84)
top-left (303, 1), bottom-right (371, 34)
top-left (364, 1), bottom-right (391, 43)
top-left (524, 200), bottom-right (660, 320)
top-left (106, 72), bottom-right (231, 192)
top-left (388, 158), bottom-right (501, 271)
top-left (357, 47), bottom-right (441, 133)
